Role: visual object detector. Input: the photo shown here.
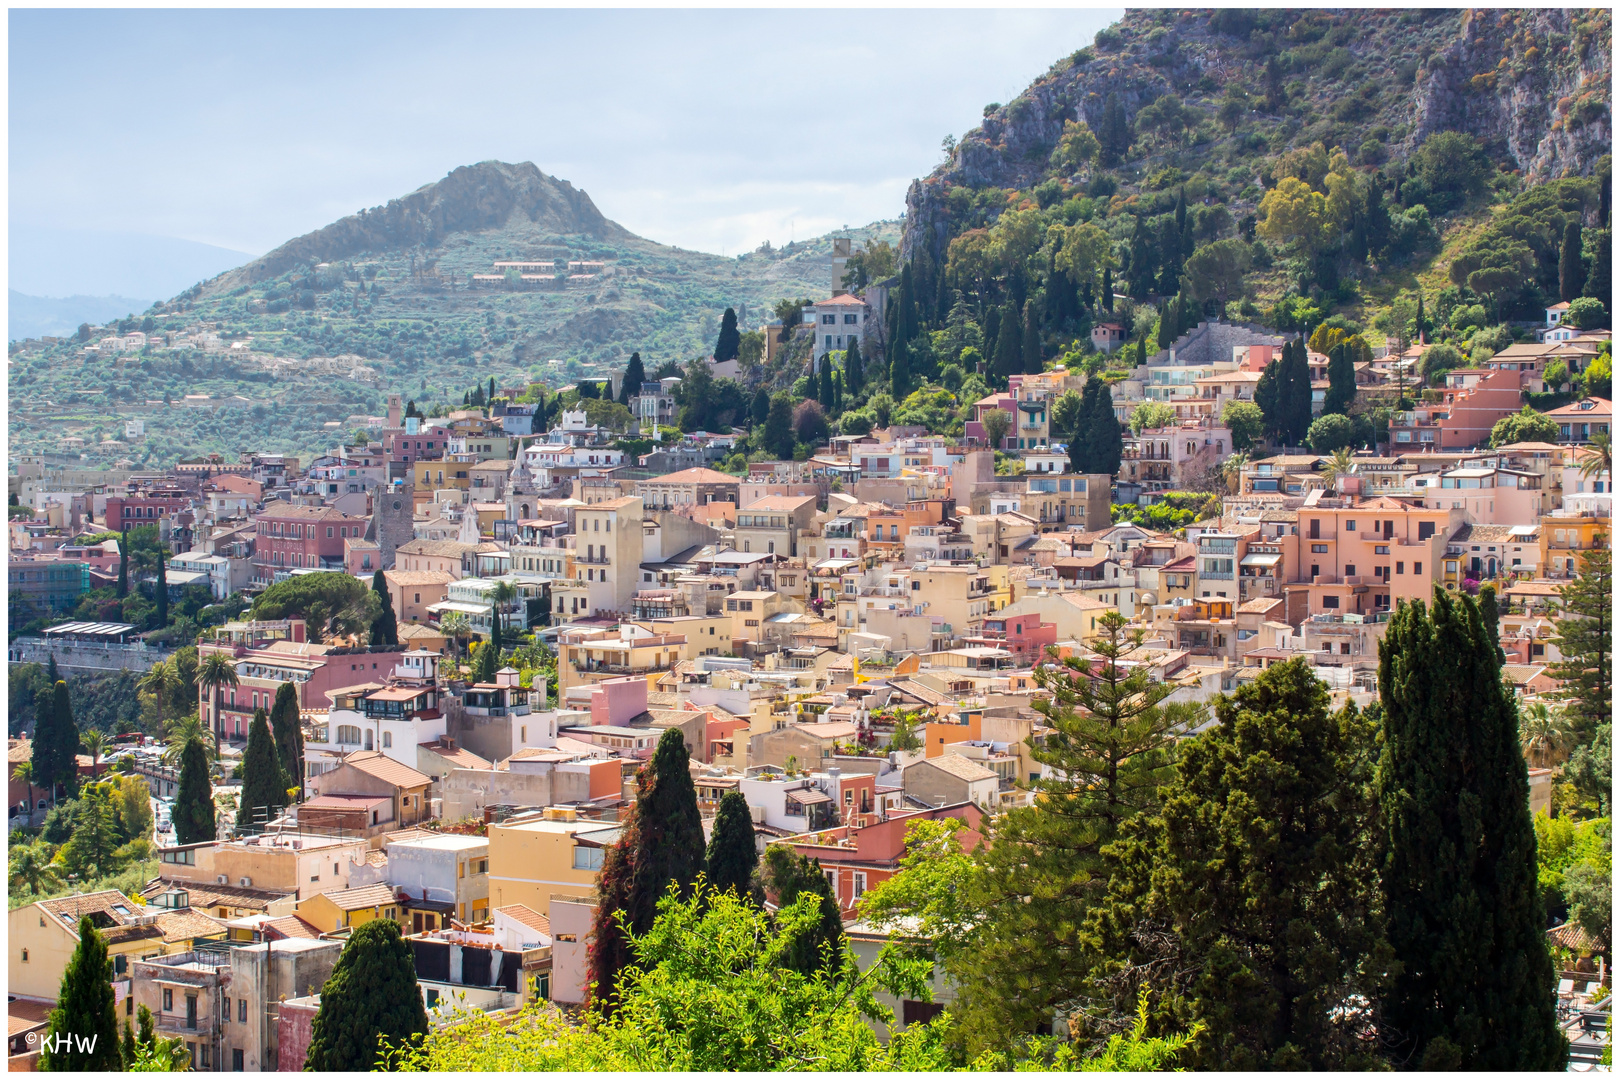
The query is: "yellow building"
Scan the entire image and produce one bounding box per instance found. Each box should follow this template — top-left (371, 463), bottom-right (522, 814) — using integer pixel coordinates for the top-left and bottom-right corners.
top-left (486, 809), bottom-right (622, 918)
top-left (557, 626), bottom-right (688, 692)
top-left (412, 460), bottom-right (472, 498)
top-left (1541, 514), bottom-right (1609, 579)
top-left (636, 613), bottom-right (733, 659)
top-left (910, 564), bottom-right (1008, 635)
top-left (294, 884), bottom-right (401, 934)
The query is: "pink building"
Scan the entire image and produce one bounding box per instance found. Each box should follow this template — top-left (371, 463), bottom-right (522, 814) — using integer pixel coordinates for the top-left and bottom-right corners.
top-left (965, 392), bottom-right (1017, 450)
top-left (1389, 368), bottom-right (1522, 450)
top-left (1422, 466), bottom-right (1546, 525)
top-left (387, 426), bottom-right (452, 465)
top-left (967, 613), bottom-right (1057, 661)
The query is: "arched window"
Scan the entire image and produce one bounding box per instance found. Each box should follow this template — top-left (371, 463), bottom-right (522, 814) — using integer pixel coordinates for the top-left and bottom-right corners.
top-left (364, 730), bottom-right (373, 751)
top-left (336, 725), bottom-right (361, 745)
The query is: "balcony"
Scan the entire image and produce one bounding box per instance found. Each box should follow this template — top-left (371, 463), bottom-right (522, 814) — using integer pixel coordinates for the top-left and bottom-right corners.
top-left (156, 1011), bottom-right (219, 1038)
top-left (575, 554), bottom-right (611, 565)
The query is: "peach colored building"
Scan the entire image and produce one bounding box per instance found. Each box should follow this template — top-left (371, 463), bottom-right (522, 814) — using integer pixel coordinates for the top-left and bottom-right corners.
top-left (384, 569), bottom-right (455, 625)
top-left (1389, 367), bottom-right (1523, 450)
top-left (1285, 497), bottom-right (1466, 618)
top-left (1422, 466), bottom-right (1546, 525)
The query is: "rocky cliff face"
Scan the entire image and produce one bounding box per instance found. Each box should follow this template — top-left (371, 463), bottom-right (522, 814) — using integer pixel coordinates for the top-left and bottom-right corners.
top-left (904, 8), bottom-right (1611, 262)
top-left (205, 160), bottom-right (629, 294)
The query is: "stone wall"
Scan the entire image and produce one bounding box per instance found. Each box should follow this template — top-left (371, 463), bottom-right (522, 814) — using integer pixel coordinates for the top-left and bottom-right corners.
top-left (9, 638), bottom-right (175, 674)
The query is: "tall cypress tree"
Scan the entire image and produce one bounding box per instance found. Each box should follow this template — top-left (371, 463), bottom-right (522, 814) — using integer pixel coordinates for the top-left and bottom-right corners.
top-left (1082, 376), bottom-right (1123, 477)
top-left (889, 338), bottom-right (912, 400)
top-left (762, 846), bottom-right (847, 978)
top-left (618, 351), bottom-right (646, 406)
top-left (714, 307), bottom-right (741, 362)
top-left (1560, 219), bottom-right (1585, 303)
top-left (845, 337), bottom-right (863, 393)
top-left (1101, 266), bottom-right (1114, 312)
top-left (40, 916), bottom-right (122, 1071)
top-left (706, 790), bottom-right (760, 902)
top-left (1376, 589), bottom-right (1565, 1070)
top-left (1584, 228), bottom-right (1611, 304)
top-left (751, 386), bottom-right (771, 429)
top-left (370, 568), bottom-right (398, 646)
top-left (1021, 300), bottom-right (1043, 375)
top-left (171, 736), bottom-right (215, 846)
top-left (305, 919), bottom-right (429, 1071)
top-left (268, 681), bottom-right (303, 796)
top-left (116, 531), bottom-right (128, 599)
top-left (1256, 357), bottom-right (1282, 442)
top-left (33, 680), bottom-right (78, 806)
top-left (1068, 378), bottom-right (1100, 473)
top-left (587, 817), bottom-right (637, 1014)
top-left (153, 548), bottom-right (167, 629)
top-left (236, 709), bottom-right (285, 834)
top-left (818, 359), bottom-right (834, 411)
top-left (993, 297), bottom-right (1022, 383)
top-left (1323, 340), bottom-right (1356, 415)
top-left (1478, 582), bottom-right (1504, 664)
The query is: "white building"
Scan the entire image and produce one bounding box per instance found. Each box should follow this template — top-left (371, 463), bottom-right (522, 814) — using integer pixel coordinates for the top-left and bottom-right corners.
top-left (303, 650), bottom-right (446, 779)
top-left (808, 294), bottom-right (874, 370)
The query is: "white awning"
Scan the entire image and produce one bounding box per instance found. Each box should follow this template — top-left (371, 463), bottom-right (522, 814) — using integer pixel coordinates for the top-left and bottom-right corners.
top-left (1240, 553), bottom-right (1282, 568)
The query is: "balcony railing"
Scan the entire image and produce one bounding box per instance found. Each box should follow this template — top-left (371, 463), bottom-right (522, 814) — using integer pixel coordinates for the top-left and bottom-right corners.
top-left (156, 1011), bottom-right (219, 1038)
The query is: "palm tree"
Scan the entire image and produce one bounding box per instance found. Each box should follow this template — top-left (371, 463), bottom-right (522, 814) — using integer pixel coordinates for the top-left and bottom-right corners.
top-left (196, 653), bottom-right (240, 757)
top-left (12, 760), bottom-right (38, 826)
top-left (164, 715), bottom-right (214, 767)
top-left (491, 580), bottom-right (520, 634)
top-left (80, 731), bottom-right (106, 774)
top-left (439, 611), bottom-right (471, 663)
top-left (9, 843), bottom-right (64, 897)
top-left (1578, 432), bottom-right (1612, 484)
top-left (1519, 700), bottom-right (1576, 770)
top-left (1320, 447), bottom-right (1355, 489)
top-left (138, 660), bottom-right (180, 727)
top-left (1220, 451), bottom-right (1250, 495)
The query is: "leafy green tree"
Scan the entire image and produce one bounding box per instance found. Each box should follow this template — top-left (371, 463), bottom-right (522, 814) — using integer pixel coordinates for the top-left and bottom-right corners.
top-left (979, 408), bottom-right (1012, 452)
top-left (1182, 238), bottom-right (1252, 310)
top-left (945, 612), bottom-right (1202, 1053)
top-left (1566, 724), bottom-right (1611, 818)
top-left (1560, 220), bottom-right (1586, 303)
top-left (1550, 548), bottom-right (1612, 741)
top-left (714, 307), bottom-right (741, 362)
top-left (9, 840), bottom-right (64, 896)
top-left (762, 846), bottom-right (847, 978)
top-left (235, 709), bottom-right (285, 833)
top-left (369, 568), bottom-right (398, 646)
top-left (389, 884), bottom-right (951, 1071)
top-left (1306, 413), bottom-right (1356, 453)
top-left (764, 393), bottom-right (795, 459)
top-left (1094, 659), bottom-right (1392, 1069)
top-left (39, 916), bottom-right (122, 1071)
top-left (706, 791), bottom-right (760, 902)
top-left (1376, 588), bottom-right (1565, 1070)
top-left (56, 781), bottom-right (120, 879)
top-left (269, 681), bottom-right (303, 795)
top-left (1584, 227), bottom-right (1611, 302)
top-left (793, 400), bottom-right (829, 449)
top-left (1563, 853), bottom-right (1611, 955)
top-left (137, 660), bottom-right (180, 727)
top-left (618, 351), bottom-right (646, 406)
top-left (1489, 405), bottom-right (1561, 449)
top-left (305, 919), bottom-right (430, 1071)
top-left (171, 735), bottom-right (216, 846)
top-left (1566, 296), bottom-right (1608, 330)
top-left (1402, 131), bottom-right (1493, 213)
top-left (1221, 400), bottom-right (1265, 452)
top-left (1127, 401), bottom-right (1176, 435)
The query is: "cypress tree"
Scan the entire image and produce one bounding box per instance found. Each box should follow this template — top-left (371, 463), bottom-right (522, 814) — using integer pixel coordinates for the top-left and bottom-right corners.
top-left (1376, 589), bottom-right (1565, 1070)
top-left (1101, 266), bottom-right (1114, 312)
top-left (305, 919), bottom-right (429, 1070)
top-left (369, 568), bottom-right (398, 646)
top-left (1096, 658), bottom-right (1391, 1069)
top-left (1127, 215), bottom-right (1156, 299)
top-left (153, 548), bottom-right (167, 629)
top-left (235, 709), bottom-right (285, 834)
top-left (1157, 217), bottom-right (1182, 296)
top-left (171, 736), bottom-right (215, 846)
top-left (269, 681), bottom-right (303, 796)
top-left (1256, 358), bottom-right (1282, 442)
top-left (714, 307), bottom-right (741, 362)
top-left (705, 790), bottom-right (760, 902)
top-left (618, 351), bottom-right (646, 406)
top-left (1549, 548), bottom-right (1612, 742)
top-left (764, 393), bottom-right (795, 458)
top-left (818, 359), bottom-right (834, 411)
top-left (1324, 340), bottom-right (1356, 415)
top-left (1560, 219), bottom-right (1585, 303)
top-left (993, 297), bottom-right (1022, 383)
top-left (762, 845), bottom-right (847, 978)
top-left (587, 818), bottom-right (637, 1014)
top-left (1085, 375), bottom-right (1123, 477)
top-left (983, 302), bottom-right (1002, 366)
top-left (845, 337), bottom-right (863, 393)
top-left (889, 337), bottom-right (912, 399)
top-left (833, 371), bottom-right (844, 415)
top-left (116, 531), bottom-right (128, 599)
top-left (34, 680), bottom-right (78, 805)
top-left (120, 1018), bottom-right (136, 1069)
top-left (39, 916), bottom-right (121, 1071)
top-left (488, 376), bottom-right (497, 405)
top-left (1583, 227), bottom-right (1611, 302)
top-left (1068, 378), bottom-right (1099, 473)
top-left (1021, 300), bottom-right (1043, 375)
top-left (47, 652), bottom-right (59, 685)
top-left (1478, 582), bottom-right (1504, 664)
top-left (751, 386), bottom-right (771, 428)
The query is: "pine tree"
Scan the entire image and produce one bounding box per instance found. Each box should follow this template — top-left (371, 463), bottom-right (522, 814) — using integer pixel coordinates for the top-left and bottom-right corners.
top-left (153, 548), bottom-right (167, 629)
top-left (1101, 266), bottom-right (1114, 312)
top-left (946, 612), bottom-right (1199, 1051)
top-left (1550, 548), bottom-right (1612, 742)
top-left (1560, 220), bottom-right (1585, 303)
top-left (171, 736), bottom-right (215, 846)
top-left (116, 532), bottom-right (128, 599)
top-left (714, 307), bottom-right (741, 362)
top-left (845, 337), bottom-right (864, 393)
top-left (1376, 589), bottom-right (1565, 1070)
top-left (1096, 659), bottom-right (1392, 1069)
top-left (236, 709), bottom-right (285, 834)
top-left (369, 568), bottom-right (398, 646)
top-left (705, 790), bottom-right (760, 902)
top-left (40, 916), bottom-right (122, 1071)
top-left (618, 351), bottom-right (646, 406)
top-left (992, 297), bottom-right (1022, 383)
top-left (305, 919), bottom-right (429, 1070)
top-left (762, 846), bottom-right (846, 978)
top-left (269, 681), bottom-right (303, 796)
top-left (1323, 340), bottom-right (1356, 415)
top-left (1021, 300), bottom-right (1043, 375)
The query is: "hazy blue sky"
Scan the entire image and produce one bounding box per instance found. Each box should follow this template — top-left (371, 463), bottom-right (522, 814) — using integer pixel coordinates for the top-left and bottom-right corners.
top-left (10, 8), bottom-right (1121, 261)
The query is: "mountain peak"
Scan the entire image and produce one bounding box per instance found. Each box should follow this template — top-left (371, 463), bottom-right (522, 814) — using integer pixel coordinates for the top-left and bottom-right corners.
top-left (203, 160), bottom-right (629, 294)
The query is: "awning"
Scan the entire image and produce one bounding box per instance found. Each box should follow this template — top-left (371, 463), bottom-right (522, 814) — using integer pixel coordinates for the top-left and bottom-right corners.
top-left (786, 789), bottom-right (833, 807)
top-left (426, 600), bottom-right (493, 615)
top-left (1240, 553), bottom-right (1282, 567)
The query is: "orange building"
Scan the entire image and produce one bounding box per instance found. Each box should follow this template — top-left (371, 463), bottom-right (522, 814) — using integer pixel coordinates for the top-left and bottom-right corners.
top-left (1285, 498), bottom-right (1465, 617)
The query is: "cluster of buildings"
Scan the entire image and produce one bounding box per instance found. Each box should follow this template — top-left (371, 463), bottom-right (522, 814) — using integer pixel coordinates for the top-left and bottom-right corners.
top-left (6, 240), bottom-right (1612, 1066)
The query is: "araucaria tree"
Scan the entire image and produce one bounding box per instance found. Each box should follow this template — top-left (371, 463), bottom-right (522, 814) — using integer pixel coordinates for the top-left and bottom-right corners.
top-left (306, 919), bottom-right (429, 1071)
top-left (1094, 658), bottom-right (1392, 1069)
top-left (171, 734), bottom-right (216, 846)
top-left (705, 790), bottom-right (760, 901)
top-left (946, 612), bottom-right (1201, 1053)
top-left (40, 916), bottom-right (122, 1071)
top-left (1376, 589), bottom-right (1565, 1070)
top-left (588, 727), bottom-right (706, 1012)
top-left (235, 709), bottom-right (285, 834)
top-left (1550, 548), bottom-right (1611, 742)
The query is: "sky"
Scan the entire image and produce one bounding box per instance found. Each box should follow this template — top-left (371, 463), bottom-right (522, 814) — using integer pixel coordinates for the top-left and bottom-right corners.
top-left (9, 7), bottom-right (1122, 276)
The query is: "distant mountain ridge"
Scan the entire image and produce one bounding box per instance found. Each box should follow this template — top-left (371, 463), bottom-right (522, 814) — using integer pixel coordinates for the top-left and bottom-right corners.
top-left (8, 290), bottom-right (153, 341)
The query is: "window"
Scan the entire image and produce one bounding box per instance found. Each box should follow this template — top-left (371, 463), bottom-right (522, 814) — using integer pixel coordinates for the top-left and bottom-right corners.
top-left (20, 948), bottom-right (27, 963)
top-left (1311, 544), bottom-right (1328, 554)
top-left (164, 989), bottom-right (174, 1011)
top-left (1344, 565), bottom-right (1356, 577)
top-left (223, 997), bottom-right (231, 1024)
top-left (239, 999), bottom-right (247, 1023)
top-left (853, 872), bottom-right (867, 896)
top-left (1322, 596), bottom-right (1340, 609)
top-left (382, 732), bottom-right (392, 748)
top-left (1414, 562), bottom-right (1422, 575)
top-left (233, 1049), bottom-right (245, 1071)
top-left (573, 846), bottom-right (605, 870)
top-left (327, 527), bottom-right (335, 538)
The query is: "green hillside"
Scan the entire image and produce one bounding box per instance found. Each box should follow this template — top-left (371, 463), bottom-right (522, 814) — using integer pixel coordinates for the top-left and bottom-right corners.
top-left (8, 160), bottom-right (897, 468)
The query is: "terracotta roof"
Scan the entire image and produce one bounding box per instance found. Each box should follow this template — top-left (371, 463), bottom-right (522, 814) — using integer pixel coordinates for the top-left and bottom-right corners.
top-left (418, 740), bottom-right (492, 770)
top-left (152, 908), bottom-right (229, 944)
top-left (311, 884), bottom-right (399, 911)
top-left (264, 915), bottom-right (324, 940)
top-left (139, 880), bottom-right (293, 911)
top-left (742, 494), bottom-right (818, 512)
top-left (396, 539), bottom-right (479, 557)
top-left (495, 904), bottom-right (552, 938)
top-left (642, 468), bottom-right (739, 485)
top-left (384, 570), bottom-right (456, 586)
top-left (812, 293), bottom-right (871, 307)
top-left (332, 750), bottom-right (432, 789)
top-left (919, 754), bottom-right (998, 782)
top-left (9, 999), bottom-right (52, 1039)
top-left (36, 889), bottom-right (139, 928)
